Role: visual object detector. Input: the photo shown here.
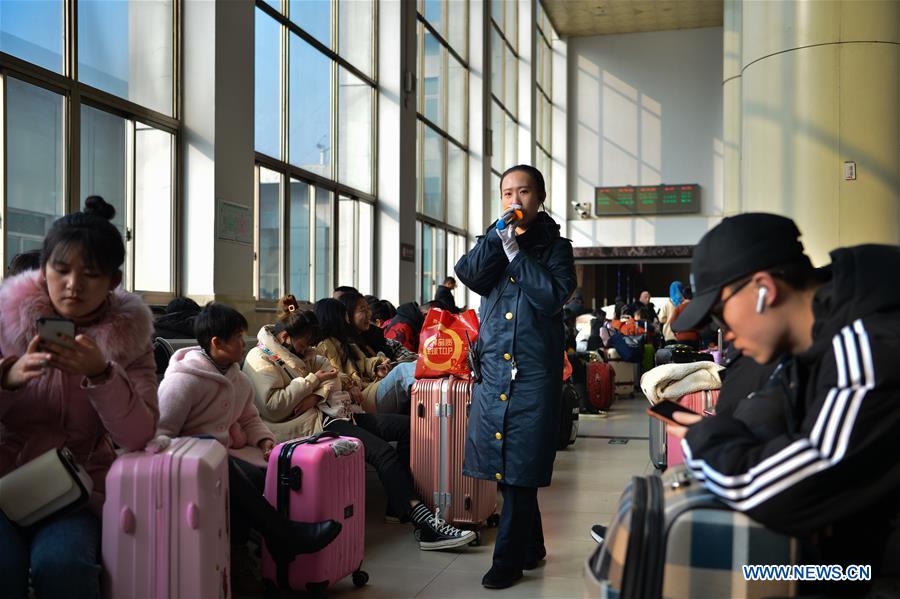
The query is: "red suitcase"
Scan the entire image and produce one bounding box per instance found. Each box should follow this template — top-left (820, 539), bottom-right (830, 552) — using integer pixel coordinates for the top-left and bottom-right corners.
top-left (261, 432), bottom-right (368, 595)
top-left (586, 360), bottom-right (615, 411)
top-left (410, 378), bottom-right (497, 528)
top-left (102, 437), bottom-right (230, 599)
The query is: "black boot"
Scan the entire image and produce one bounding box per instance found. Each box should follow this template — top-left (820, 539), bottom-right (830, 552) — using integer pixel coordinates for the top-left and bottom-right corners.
top-left (481, 565), bottom-right (523, 589)
top-left (265, 519), bottom-right (342, 561)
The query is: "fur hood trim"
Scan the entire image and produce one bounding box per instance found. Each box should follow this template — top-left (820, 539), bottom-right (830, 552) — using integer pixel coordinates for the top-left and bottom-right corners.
top-left (0, 270), bottom-right (154, 367)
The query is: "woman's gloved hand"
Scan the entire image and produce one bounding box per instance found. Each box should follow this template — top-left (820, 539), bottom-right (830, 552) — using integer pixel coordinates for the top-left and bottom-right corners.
top-left (495, 206), bottom-right (521, 262)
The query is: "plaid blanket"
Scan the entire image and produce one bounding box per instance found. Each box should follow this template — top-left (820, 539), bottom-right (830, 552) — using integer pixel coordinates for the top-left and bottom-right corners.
top-left (585, 467), bottom-right (797, 598)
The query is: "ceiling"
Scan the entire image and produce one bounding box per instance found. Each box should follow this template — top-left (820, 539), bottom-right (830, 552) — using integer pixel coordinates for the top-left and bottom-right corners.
top-left (542, 0), bottom-right (724, 37)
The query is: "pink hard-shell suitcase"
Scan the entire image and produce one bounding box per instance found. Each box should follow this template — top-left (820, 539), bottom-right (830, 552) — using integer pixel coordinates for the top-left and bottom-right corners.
top-left (666, 389), bottom-right (720, 467)
top-left (261, 431), bottom-right (368, 595)
top-left (102, 437), bottom-right (230, 599)
top-left (410, 378), bottom-right (498, 531)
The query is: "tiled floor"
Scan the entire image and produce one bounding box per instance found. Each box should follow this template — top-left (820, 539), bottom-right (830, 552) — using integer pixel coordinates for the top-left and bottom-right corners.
top-left (321, 395), bottom-right (654, 599)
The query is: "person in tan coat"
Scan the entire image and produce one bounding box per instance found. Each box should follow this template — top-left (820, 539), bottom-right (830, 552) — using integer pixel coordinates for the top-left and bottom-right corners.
top-left (245, 296), bottom-right (477, 551)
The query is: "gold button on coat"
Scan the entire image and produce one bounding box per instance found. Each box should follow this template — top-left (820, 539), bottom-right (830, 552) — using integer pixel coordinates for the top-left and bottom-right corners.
top-left (500, 393), bottom-right (507, 401)
top-left (505, 312), bottom-right (513, 320)
top-left (509, 277), bottom-right (516, 283)
top-left (504, 353), bottom-right (511, 361)
top-left (495, 473), bottom-right (503, 480)
top-left (495, 432), bottom-right (503, 440)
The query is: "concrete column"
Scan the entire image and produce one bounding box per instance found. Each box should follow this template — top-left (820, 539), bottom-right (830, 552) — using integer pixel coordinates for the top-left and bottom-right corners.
top-left (376, 0), bottom-right (417, 305)
top-left (740, 0), bottom-right (899, 265)
top-left (550, 32), bottom-right (568, 236)
top-left (181, 0), bottom-right (255, 309)
top-left (722, 0), bottom-right (742, 216)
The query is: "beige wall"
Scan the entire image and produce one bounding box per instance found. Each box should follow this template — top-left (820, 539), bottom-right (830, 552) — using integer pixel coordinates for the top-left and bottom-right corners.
top-left (730, 0), bottom-right (900, 265)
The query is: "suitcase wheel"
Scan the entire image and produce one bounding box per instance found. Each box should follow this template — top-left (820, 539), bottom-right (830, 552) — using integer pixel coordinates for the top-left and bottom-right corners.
top-left (469, 531), bottom-right (482, 547)
top-left (352, 569), bottom-right (369, 588)
top-left (486, 513), bottom-right (501, 528)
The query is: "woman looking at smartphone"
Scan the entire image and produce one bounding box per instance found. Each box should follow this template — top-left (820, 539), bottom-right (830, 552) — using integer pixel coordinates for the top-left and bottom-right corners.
top-left (0, 196), bottom-right (159, 598)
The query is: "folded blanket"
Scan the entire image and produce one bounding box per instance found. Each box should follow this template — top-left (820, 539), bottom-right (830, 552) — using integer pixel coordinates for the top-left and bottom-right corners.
top-left (640, 361), bottom-right (724, 405)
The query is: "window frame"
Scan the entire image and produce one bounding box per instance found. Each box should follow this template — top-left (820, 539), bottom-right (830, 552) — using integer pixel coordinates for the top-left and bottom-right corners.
top-left (0, 1), bottom-right (181, 301)
top-left (254, 0), bottom-right (378, 306)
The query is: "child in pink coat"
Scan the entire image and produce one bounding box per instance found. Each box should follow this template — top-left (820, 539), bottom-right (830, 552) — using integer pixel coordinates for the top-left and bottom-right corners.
top-left (156, 302), bottom-right (340, 578)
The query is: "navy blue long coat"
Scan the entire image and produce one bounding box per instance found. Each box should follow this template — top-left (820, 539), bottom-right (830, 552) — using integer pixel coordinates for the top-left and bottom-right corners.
top-left (455, 213), bottom-right (576, 487)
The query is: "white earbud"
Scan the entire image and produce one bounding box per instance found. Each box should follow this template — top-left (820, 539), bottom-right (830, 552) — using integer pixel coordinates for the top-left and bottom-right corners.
top-left (756, 287), bottom-right (768, 314)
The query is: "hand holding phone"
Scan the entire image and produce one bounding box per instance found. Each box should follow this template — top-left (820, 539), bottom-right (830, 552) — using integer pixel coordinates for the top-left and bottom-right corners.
top-left (646, 400), bottom-right (701, 428)
top-left (36, 317), bottom-right (76, 350)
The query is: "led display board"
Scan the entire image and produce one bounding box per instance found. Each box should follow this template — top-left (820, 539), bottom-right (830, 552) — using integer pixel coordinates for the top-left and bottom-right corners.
top-left (595, 184), bottom-right (700, 216)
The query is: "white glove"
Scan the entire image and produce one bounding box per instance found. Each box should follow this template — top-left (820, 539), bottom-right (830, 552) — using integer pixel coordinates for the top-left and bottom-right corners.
top-left (495, 213), bottom-right (520, 262)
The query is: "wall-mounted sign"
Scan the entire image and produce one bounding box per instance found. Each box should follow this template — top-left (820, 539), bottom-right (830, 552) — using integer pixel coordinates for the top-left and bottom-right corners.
top-left (400, 242), bottom-right (416, 262)
top-left (216, 199), bottom-right (253, 244)
top-left (595, 184), bottom-right (700, 217)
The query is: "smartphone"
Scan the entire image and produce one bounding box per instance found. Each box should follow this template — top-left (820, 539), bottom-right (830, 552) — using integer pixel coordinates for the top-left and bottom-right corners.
top-left (646, 400), bottom-right (700, 427)
top-left (36, 317), bottom-right (75, 349)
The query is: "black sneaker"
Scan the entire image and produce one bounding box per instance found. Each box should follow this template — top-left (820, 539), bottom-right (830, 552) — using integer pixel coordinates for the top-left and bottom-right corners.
top-left (416, 515), bottom-right (477, 550)
top-left (591, 524), bottom-right (607, 544)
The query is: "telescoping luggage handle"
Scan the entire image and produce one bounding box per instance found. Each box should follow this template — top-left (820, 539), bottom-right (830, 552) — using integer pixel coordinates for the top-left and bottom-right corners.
top-left (296, 430), bottom-right (340, 445)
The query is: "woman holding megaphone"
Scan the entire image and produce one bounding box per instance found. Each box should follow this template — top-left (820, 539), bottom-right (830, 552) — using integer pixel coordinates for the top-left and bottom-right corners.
top-left (455, 165), bottom-right (577, 589)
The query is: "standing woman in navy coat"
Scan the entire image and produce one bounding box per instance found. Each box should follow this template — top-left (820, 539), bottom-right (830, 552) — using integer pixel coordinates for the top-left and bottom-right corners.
top-left (455, 165), bottom-right (576, 588)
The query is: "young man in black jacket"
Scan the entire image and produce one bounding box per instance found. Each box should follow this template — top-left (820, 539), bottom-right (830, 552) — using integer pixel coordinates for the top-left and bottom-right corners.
top-left (670, 213), bottom-right (900, 594)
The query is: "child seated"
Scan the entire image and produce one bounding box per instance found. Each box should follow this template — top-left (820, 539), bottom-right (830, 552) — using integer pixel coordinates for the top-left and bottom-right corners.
top-left (156, 302), bottom-right (341, 582)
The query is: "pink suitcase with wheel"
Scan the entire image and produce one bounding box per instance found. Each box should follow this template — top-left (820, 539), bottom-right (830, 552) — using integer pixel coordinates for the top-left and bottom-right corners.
top-left (410, 378), bottom-right (498, 527)
top-left (261, 431), bottom-right (368, 595)
top-left (102, 437), bottom-right (230, 599)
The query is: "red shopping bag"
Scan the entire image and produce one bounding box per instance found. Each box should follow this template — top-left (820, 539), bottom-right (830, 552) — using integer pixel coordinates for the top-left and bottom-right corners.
top-left (562, 352), bottom-right (573, 381)
top-left (414, 308), bottom-right (480, 379)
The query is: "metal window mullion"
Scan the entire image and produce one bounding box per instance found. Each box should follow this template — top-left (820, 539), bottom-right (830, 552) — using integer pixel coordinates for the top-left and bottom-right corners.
top-left (257, 1), bottom-right (375, 89)
top-left (253, 165), bottom-right (261, 299)
top-left (282, 169), bottom-right (291, 300)
top-left (417, 14), bottom-right (468, 70)
top-left (281, 21), bottom-right (289, 164)
top-left (125, 120), bottom-right (136, 290)
top-left (414, 213), bottom-right (467, 238)
top-left (1, 74), bottom-right (6, 273)
top-left (307, 181), bottom-right (316, 300)
top-left (253, 152), bottom-right (376, 203)
top-left (332, 56), bottom-right (338, 184)
top-left (416, 114), bottom-right (467, 153)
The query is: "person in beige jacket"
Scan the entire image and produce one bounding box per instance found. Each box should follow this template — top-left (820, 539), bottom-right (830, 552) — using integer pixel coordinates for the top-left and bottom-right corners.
top-left (243, 300), bottom-right (341, 442)
top-left (244, 296), bottom-right (479, 551)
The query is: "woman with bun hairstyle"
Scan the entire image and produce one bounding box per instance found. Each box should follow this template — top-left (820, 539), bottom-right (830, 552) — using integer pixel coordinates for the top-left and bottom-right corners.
top-left (0, 196), bottom-right (159, 598)
top-left (455, 165), bottom-right (577, 589)
top-left (242, 295), bottom-right (341, 441)
top-left (244, 295), bottom-right (477, 551)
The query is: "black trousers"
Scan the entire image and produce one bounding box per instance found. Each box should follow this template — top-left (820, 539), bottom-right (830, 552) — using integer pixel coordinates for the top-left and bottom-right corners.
top-left (228, 456), bottom-right (270, 546)
top-left (492, 484), bottom-right (545, 573)
top-left (326, 414), bottom-right (419, 520)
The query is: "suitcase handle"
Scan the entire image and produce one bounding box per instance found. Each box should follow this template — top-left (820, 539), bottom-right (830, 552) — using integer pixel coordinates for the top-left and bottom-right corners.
top-left (297, 430), bottom-right (340, 445)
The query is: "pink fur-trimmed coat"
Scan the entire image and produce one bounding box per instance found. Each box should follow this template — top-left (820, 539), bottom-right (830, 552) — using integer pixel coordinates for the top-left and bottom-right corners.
top-left (0, 270), bottom-right (159, 514)
top-left (157, 347), bottom-right (274, 449)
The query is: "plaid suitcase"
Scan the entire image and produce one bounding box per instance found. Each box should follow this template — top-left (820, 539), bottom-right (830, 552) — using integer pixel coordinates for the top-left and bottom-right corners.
top-left (648, 416), bottom-right (667, 470)
top-left (585, 467), bottom-right (797, 599)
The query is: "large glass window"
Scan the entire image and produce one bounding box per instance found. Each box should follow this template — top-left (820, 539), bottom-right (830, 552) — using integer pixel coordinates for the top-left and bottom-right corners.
top-left (1, 1), bottom-right (177, 292)
top-left (78, 0), bottom-right (174, 116)
top-left (257, 167), bottom-right (283, 301)
top-left (490, 0), bottom-right (518, 185)
top-left (0, 1), bottom-right (63, 73)
top-left (6, 78), bottom-right (65, 256)
top-left (337, 197), bottom-right (374, 294)
top-left (255, 0), bottom-right (376, 302)
top-left (416, 0), bottom-right (469, 302)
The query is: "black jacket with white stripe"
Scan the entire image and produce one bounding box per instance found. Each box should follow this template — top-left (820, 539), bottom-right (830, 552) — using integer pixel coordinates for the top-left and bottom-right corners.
top-left (683, 245), bottom-right (900, 568)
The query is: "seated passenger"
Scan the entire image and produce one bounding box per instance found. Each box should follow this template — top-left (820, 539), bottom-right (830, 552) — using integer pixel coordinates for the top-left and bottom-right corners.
top-left (657, 280), bottom-right (685, 343)
top-left (153, 296), bottom-right (201, 339)
top-left (667, 286), bottom-right (701, 349)
top-left (370, 298), bottom-right (397, 329)
top-left (613, 309), bottom-right (646, 337)
top-left (433, 276), bottom-right (462, 314)
top-left (0, 197), bottom-right (158, 599)
top-left (333, 285), bottom-right (359, 300)
top-left (6, 249), bottom-right (41, 277)
top-left (243, 296), bottom-right (477, 551)
top-left (317, 297), bottom-right (415, 415)
top-left (669, 213), bottom-right (900, 595)
top-left (383, 301), bottom-right (425, 352)
top-left (357, 296), bottom-right (416, 363)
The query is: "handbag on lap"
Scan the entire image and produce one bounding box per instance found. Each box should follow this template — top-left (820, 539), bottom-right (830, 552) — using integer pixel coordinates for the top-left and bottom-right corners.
top-left (0, 447), bottom-right (93, 527)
